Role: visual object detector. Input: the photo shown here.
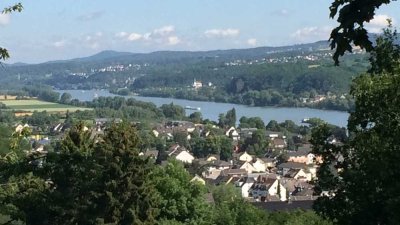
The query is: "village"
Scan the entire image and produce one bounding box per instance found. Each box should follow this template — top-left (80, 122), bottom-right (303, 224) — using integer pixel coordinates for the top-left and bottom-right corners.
top-left (13, 111), bottom-right (343, 209)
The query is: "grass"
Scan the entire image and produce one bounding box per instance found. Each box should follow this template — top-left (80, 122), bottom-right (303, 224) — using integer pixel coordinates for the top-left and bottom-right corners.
top-left (0, 99), bottom-right (91, 112)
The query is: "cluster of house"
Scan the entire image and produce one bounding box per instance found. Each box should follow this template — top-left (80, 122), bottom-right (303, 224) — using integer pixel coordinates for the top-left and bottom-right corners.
top-left (300, 93), bottom-right (348, 105)
top-left (192, 79), bottom-right (213, 89)
top-left (69, 63), bottom-right (148, 78)
top-left (163, 146), bottom-right (320, 203)
top-left (15, 124), bottom-right (51, 153)
top-left (152, 121), bottom-right (289, 151)
top-left (15, 118), bottom-right (325, 205)
top-left (150, 121), bottom-right (321, 203)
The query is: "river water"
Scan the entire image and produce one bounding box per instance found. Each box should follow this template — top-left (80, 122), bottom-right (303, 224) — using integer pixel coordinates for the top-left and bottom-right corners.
top-left (56, 89), bottom-right (349, 127)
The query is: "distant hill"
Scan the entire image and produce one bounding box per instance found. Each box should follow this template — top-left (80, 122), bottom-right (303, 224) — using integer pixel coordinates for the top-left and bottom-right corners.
top-left (0, 40), bottom-right (368, 97)
top-left (9, 40), bottom-right (331, 67)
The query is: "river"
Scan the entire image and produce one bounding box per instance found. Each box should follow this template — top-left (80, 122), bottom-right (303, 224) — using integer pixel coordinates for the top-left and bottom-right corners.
top-left (56, 89), bottom-right (349, 127)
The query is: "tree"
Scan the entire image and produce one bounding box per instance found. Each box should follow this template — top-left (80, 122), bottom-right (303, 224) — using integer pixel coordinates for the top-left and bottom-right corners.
top-left (60, 92), bottom-right (72, 104)
top-left (328, 0), bottom-right (395, 65)
top-left (225, 108), bottom-right (236, 127)
top-left (160, 103), bottom-right (186, 120)
top-left (1, 3), bottom-right (23, 61)
top-left (0, 123), bottom-right (160, 225)
top-left (219, 108), bottom-right (236, 128)
top-left (152, 160), bottom-right (211, 224)
top-left (173, 130), bottom-right (189, 147)
top-left (242, 129), bottom-right (268, 157)
top-left (368, 23), bottom-right (400, 75)
top-left (189, 111), bottom-right (202, 124)
top-left (312, 26), bottom-right (400, 224)
top-left (91, 123), bottom-right (159, 224)
top-left (266, 120), bottom-right (280, 131)
top-left (212, 185), bottom-right (269, 225)
top-left (239, 116), bottom-right (265, 129)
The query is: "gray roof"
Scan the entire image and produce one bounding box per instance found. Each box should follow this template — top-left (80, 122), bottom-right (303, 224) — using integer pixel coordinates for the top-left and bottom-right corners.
top-left (221, 169), bottom-right (247, 175)
top-left (277, 162), bottom-right (306, 170)
top-left (213, 160), bottom-right (232, 167)
top-left (287, 150), bottom-right (310, 157)
top-left (260, 157), bottom-right (276, 163)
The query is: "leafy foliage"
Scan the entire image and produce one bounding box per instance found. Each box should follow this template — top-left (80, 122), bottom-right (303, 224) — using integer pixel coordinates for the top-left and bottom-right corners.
top-left (329, 0), bottom-right (393, 64)
top-left (218, 108), bottom-right (236, 128)
top-left (152, 160), bottom-right (211, 224)
top-left (0, 123), bottom-right (159, 225)
top-left (312, 23), bottom-right (400, 224)
top-left (0, 3), bottom-right (23, 61)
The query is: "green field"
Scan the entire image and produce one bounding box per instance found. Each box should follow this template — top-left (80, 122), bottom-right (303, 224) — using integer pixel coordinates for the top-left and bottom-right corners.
top-left (0, 99), bottom-right (91, 112)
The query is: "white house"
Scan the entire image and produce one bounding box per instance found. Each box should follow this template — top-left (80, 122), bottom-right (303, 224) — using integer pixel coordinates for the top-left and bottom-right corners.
top-left (240, 161), bottom-right (257, 174)
top-left (285, 168), bottom-right (312, 181)
top-left (15, 123), bottom-right (30, 133)
top-left (173, 150), bottom-right (195, 164)
top-left (260, 158), bottom-right (276, 169)
top-left (206, 155), bottom-right (219, 162)
top-left (250, 175), bottom-right (287, 201)
top-left (252, 158), bottom-right (267, 172)
top-left (168, 145), bottom-right (195, 164)
top-left (225, 126), bottom-right (239, 141)
top-left (239, 151), bottom-right (253, 162)
top-left (235, 176), bottom-right (256, 198)
top-left (192, 79), bottom-right (203, 89)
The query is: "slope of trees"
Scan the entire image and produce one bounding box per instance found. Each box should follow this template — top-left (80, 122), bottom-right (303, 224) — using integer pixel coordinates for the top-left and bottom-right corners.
top-left (0, 122), bottom-right (333, 225)
top-left (312, 19), bottom-right (400, 225)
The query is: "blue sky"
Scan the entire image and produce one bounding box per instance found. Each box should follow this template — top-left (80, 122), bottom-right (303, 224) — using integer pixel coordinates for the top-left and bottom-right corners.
top-left (1, 0), bottom-right (400, 63)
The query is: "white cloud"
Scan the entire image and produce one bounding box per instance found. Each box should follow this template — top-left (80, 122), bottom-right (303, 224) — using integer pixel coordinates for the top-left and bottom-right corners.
top-left (247, 38), bottom-right (257, 46)
top-left (204, 28), bottom-right (240, 38)
top-left (128, 33), bottom-right (143, 41)
top-left (291, 26), bottom-right (332, 42)
top-left (115, 25), bottom-right (181, 46)
top-left (89, 42), bottom-right (99, 49)
top-left (366, 14), bottom-right (394, 33)
top-left (143, 32), bottom-right (152, 41)
top-left (80, 32), bottom-right (106, 49)
top-left (77, 11), bottom-right (104, 21)
top-left (115, 32), bottom-right (128, 38)
top-left (153, 25), bottom-right (175, 36)
top-left (53, 40), bottom-right (66, 48)
top-left (167, 36), bottom-right (181, 45)
top-left (0, 14), bottom-right (10, 26)
top-left (116, 25), bottom-right (175, 42)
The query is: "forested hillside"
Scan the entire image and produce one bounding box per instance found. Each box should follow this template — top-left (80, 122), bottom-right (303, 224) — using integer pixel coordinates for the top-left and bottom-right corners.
top-left (0, 41), bottom-right (368, 110)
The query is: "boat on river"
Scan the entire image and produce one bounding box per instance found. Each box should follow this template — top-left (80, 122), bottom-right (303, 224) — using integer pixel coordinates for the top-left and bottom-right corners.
top-left (185, 106), bottom-right (201, 111)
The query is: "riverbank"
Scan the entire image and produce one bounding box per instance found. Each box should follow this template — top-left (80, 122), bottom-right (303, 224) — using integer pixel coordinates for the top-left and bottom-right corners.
top-left (55, 89), bottom-right (350, 127)
top-left (114, 87), bottom-right (354, 112)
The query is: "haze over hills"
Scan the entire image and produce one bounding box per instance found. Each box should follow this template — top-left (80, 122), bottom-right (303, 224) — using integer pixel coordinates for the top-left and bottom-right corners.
top-left (6, 40), bottom-right (331, 66)
top-left (0, 39), bottom-right (368, 111)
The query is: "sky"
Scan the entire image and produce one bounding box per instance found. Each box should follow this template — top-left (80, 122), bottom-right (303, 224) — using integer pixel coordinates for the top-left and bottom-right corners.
top-left (1, 0), bottom-right (400, 63)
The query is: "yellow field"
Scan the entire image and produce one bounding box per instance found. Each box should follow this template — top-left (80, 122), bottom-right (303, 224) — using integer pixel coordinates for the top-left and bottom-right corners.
top-left (0, 95), bottom-right (19, 100)
top-left (0, 99), bottom-right (56, 106)
top-left (0, 99), bottom-right (92, 113)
